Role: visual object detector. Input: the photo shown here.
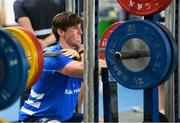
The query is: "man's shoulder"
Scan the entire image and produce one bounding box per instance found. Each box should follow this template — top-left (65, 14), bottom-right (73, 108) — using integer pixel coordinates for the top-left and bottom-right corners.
top-left (43, 44), bottom-right (60, 52)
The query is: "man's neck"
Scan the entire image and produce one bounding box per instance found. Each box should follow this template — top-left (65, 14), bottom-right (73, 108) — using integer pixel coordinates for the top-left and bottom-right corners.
top-left (59, 39), bottom-right (75, 49)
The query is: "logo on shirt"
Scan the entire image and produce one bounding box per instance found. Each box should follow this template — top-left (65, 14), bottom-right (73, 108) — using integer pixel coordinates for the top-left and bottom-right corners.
top-left (65, 88), bottom-right (80, 95)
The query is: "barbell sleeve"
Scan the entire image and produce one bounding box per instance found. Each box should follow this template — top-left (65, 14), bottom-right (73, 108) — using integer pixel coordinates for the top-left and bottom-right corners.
top-left (115, 50), bottom-right (150, 60)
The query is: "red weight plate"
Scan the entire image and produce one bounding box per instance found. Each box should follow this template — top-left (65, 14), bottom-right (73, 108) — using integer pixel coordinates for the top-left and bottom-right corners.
top-left (117, 0), bottom-right (172, 16)
top-left (15, 27), bottom-right (44, 90)
top-left (99, 22), bottom-right (121, 59)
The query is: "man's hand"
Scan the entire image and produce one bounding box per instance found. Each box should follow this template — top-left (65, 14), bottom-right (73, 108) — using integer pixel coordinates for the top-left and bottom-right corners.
top-left (60, 49), bottom-right (80, 60)
top-left (76, 44), bottom-right (84, 54)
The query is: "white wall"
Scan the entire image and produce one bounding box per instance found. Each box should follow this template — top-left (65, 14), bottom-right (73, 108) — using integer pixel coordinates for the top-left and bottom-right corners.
top-left (0, 0), bottom-right (17, 26)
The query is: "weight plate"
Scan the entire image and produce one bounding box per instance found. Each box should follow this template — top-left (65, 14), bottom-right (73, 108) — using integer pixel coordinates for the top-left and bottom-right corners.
top-left (99, 22), bottom-right (121, 59)
top-left (0, 118), bottom-right (8, 123)
top-left (15, 27), bottom-right (44, 90)
top-left (4, 27), bottom-right (39, 90)
top-left (117, 0), bottom-right (172, 16)
top-left (0, 29), bottom-right (28, 110)
top-left (155, 23), bottom-right (178, 83)
top-left (105, 20), bottom-right (172, 89)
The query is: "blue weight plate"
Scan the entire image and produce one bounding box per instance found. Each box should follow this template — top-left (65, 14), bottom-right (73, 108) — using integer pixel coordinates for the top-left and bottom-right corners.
top-left (105, 20), bottom-right (172, 89)
top-left (155, 23), bottom-right (178, 83)
top-left (0, 29), bottom-right (28, 110)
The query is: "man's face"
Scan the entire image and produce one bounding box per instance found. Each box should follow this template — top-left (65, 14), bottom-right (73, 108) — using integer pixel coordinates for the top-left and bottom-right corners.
top-left (64, 24), bottom-right (82, 47)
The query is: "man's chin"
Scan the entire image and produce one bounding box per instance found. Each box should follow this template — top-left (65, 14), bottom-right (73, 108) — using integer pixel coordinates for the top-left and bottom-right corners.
top-left (74, 43), bottom-right (81, 48)
top-left (77, 41), bottom-right (82, 46)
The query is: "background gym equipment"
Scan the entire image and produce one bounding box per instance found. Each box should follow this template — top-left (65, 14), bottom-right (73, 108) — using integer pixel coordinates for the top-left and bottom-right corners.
top-left (117, 0), bottom-right (172, 16)
top-left (101, 68), bottom-right (119, 122)
top-left (99, 21), bottom-right (121, 60)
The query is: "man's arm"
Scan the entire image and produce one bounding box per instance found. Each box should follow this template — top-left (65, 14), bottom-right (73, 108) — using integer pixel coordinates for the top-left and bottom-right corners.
top-left (57, 49), bottom-right (106, 78)
top-left (57, 60), bottom-right (83, 78)
top-left (57, 51), bottom-right (84, 78)
top-left (17, 17), bottom-right (35, 35)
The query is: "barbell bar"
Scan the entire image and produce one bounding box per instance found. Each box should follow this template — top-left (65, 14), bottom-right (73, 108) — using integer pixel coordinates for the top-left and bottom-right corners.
top-left (115, 50), bottom-right (150, 60)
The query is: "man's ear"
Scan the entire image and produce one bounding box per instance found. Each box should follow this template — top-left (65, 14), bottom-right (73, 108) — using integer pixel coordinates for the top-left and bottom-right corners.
top-left (57, 28), bottom-right (65, 36)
